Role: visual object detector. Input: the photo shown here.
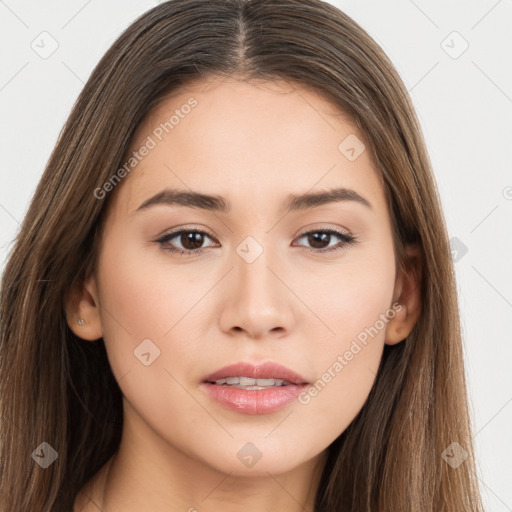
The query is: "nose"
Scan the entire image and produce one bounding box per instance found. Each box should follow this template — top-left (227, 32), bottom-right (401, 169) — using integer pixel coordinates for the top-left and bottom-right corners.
top-left (218, 244), bottom-right (295, 340)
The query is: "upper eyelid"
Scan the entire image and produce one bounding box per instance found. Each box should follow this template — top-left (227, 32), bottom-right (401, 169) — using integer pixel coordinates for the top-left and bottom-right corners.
top-left (157, 226), bottom-right (354, 247)
top-left (159, 226), bottom-right (351, 239)
top-left (160, 226), bottom-right (218, 241)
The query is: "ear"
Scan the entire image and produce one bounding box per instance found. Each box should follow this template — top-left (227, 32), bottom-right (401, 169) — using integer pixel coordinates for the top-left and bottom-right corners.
top-left (65, 274), bottom-right (103, 341)
top-left (385, 243), bottom-right (422, 345)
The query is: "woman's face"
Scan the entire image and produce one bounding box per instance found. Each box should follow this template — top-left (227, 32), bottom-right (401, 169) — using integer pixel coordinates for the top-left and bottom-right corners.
top-left (80, 77), bottom-right (408, 477)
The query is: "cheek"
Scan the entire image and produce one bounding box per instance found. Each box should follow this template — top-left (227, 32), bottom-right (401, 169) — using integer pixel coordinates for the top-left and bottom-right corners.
top-left (94, 232), bottom-right (209, 383)
top-left (98, 223), bottom-right (220, 330)
top-left (94, 236), bottom-right (211, 440)
top-left (297, 239), bottom-right (396, 351)
top-left (296, 246), bottom-right (396, 432)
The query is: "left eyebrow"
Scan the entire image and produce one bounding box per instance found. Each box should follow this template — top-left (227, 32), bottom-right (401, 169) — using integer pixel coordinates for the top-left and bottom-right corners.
top-left (285, 187), bottom-right (373, 212)
top-left (130, 186), bottom-right (373, 215)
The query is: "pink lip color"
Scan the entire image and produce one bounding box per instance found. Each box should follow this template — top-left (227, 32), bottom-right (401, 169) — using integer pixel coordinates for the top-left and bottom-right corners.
top-left (200, 361), bottom-right (309, 415)
top-left (200, 382), bottom-right (308, 415)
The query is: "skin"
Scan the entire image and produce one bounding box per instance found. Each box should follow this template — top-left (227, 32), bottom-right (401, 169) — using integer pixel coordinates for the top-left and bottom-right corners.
top-left (68, 77), bottom-right (421, 512)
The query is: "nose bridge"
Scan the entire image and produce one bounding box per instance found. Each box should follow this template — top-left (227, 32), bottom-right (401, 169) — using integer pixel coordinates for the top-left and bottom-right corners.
top-left (220, 233), bottom-right (293, 337)
top-left (234, 234), bottom-right (280, 304)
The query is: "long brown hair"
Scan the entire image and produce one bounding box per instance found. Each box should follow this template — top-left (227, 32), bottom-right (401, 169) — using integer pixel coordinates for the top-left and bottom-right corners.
top-left (0, 1), bottom-right (484, 510)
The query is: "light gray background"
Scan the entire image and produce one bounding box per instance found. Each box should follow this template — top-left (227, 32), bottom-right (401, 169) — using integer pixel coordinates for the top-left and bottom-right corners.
top-left (0, 1), bottom-right (511, 509)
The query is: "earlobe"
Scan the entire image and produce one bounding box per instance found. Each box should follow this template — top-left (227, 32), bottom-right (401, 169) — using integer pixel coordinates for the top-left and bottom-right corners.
top-left (65, 275), bottom-right (104, 341)
top-left (385, 244), bottom-right (422, 346)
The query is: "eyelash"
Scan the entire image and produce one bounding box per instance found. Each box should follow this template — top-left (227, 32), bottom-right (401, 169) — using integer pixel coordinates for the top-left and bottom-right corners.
top-left (156, 227), bottom-right (358, 257)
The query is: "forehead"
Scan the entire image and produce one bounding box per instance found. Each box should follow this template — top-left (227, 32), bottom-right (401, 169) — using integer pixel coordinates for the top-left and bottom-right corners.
top-left (109, 77), bottom-right (386, 219)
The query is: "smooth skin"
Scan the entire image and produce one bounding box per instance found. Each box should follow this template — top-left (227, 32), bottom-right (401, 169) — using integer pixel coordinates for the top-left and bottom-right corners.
top-left (69, 77), bottom-right (421, 511)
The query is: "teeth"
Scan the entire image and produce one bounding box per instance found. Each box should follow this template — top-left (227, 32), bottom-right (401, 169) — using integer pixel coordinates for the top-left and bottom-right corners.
top-left (254, 378), bottom-right (280, 386)
top-left (213, 376), bottom-right (288, 387)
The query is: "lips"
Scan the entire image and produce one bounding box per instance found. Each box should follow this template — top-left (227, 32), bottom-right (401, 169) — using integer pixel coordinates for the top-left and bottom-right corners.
top-left (203, 361), bottom-right (309, 385)
top-left (201, 361), bottom-right (310, 415)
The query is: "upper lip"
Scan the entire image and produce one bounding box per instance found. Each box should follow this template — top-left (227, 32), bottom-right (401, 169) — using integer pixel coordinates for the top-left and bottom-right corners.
top-left (204, 361), bottom-right (309, 385)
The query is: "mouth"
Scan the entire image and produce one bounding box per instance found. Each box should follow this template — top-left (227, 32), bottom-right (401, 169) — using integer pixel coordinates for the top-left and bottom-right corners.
top-left (202, 361), bottom-right (309, 387)
top-left (200, 361), bottom-right (310, 415)
top-left (205, 376), bottom-right (295, 390)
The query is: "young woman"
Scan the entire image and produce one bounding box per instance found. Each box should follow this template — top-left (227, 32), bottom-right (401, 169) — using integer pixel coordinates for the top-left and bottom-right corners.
top-left (0, 0), bottom-right (484, 510)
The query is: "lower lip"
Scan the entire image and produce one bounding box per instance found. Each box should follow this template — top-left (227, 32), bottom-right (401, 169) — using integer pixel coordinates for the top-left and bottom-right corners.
top-left (200, 382), bottom-right (309, 415)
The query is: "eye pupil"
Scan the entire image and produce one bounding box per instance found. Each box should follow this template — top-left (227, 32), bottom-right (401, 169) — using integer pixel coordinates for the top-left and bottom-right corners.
top-left (182, 232), bottom-right (204, 250)
top-left (309, 232), bottom-right (330, 249)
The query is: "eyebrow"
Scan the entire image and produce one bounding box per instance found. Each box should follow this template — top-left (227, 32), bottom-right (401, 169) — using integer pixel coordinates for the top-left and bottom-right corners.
top-left (131, 186), bottom-right (373, 215)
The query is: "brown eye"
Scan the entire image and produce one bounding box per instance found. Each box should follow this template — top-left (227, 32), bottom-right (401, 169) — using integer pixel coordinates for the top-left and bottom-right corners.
top-left (178, 231), bottom-right (206, 250)
top-left (157, 229), bottom-right (217, 255)
top-left (156, 227), bottom-right (357, 257)
top-left (306, 232), bottom-right (331, 249)
top-left (294, 229), bottom-right (357, 253)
